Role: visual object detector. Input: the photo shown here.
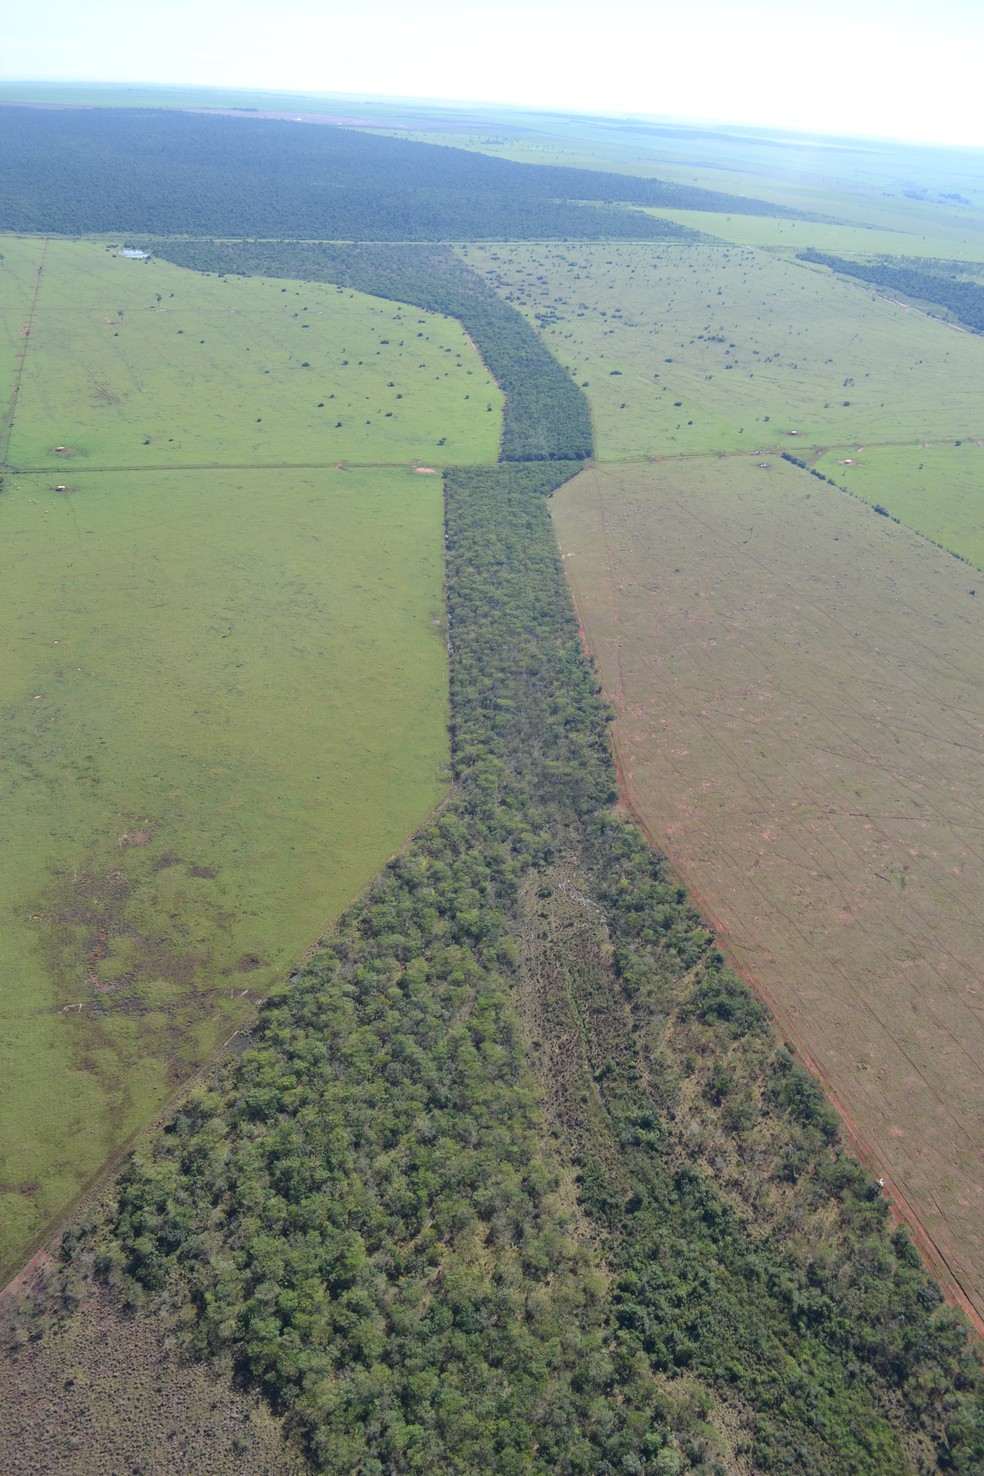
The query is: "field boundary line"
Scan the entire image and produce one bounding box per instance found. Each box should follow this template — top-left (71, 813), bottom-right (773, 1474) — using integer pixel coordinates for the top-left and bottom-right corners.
top-left (0, 239), bottom-right (46, 470)
top-left (1, 458), bottom-right (483, 475)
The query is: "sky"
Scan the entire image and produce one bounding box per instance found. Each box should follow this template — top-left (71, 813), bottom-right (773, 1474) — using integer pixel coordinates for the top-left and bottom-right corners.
top-left (4, 0), bottom-right (984, 149)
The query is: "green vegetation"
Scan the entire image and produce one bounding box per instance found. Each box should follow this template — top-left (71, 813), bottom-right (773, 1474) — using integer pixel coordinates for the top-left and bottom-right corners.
top-left (0, 106), bottom-right (761, 242)
top-left (0, 460), bottom-right (450, 1271)
top-left (3, 97), bottom-right (984, 1475)
top-left (376, 111), bottom-right (984, 253)
top-left (0, 249), bottom-right (37, 470)
top-left (143, 240), bottom-right (593, 461)
top-left (812, 440), bottom-right (984, 567)
top-left (36, 459), bottom-right (981, 1474)
top-left (640, 211), bottom-right (984, 258)
top-left (799, 250), bottom-right (984, 331)
top-left (5, 239), bottom-right (501, 470)
top-left (0, 228), bottom-right (479, 1276)
top-left (464, 240), bottom-right (984, 461)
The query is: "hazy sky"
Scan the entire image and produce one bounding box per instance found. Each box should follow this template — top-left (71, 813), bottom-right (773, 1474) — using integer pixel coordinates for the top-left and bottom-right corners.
top-left (4, 0), bottom-right (984, 148)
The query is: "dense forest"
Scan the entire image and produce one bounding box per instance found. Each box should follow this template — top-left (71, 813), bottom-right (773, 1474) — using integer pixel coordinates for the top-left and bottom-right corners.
top-left (799, 249), bottom-right (984, 332)
top-left (144, 240), bottom-right (593, 461)
top-left (0, 106), bottom-right (806, 239)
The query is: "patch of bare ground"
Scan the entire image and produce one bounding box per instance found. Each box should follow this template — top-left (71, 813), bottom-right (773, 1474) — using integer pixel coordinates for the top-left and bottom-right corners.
top-left (0, 1258), bottom-right (308, 1475)
top-left (554, 456), bottom-right (984, 1328)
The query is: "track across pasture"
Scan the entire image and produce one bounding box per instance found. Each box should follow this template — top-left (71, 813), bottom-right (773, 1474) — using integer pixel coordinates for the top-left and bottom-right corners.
top-left (555, 456), bottom-right (984, 1328)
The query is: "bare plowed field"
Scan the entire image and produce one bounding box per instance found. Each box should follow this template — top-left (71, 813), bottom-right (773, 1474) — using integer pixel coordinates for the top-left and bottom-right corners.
top-left (554, 457), bottom-right (984, 1324)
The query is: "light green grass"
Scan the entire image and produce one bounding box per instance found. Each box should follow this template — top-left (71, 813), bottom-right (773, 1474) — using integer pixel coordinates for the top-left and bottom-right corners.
top-left (5, 239), bottom-right (502, 470)
top-left (463, 241), bottom-right (984, 462)
top-left (0, 223), bottom-right (476, 1273)
top-left (637, 209), bottom-right (984, 259)
top-left (813, 440), bottom-right (984, 568)
top-left (0, 462), bottom-right (449, 1267)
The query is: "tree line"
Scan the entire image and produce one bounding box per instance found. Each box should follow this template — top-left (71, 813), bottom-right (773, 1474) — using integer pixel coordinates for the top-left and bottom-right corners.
top-left (799, 248), bottom-right (984, 333)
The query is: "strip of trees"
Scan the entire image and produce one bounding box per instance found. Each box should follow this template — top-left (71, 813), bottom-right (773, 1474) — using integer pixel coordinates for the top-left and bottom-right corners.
top-left (799, 248), bottom-right (984, 333)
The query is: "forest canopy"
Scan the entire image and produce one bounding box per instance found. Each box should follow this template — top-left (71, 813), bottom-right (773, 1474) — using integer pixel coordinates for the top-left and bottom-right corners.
top-left (0, 106), bottom-right (806, 239)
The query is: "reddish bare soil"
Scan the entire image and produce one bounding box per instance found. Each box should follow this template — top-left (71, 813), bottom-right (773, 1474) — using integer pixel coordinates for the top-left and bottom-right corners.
top-left (555, 457), bottom-right (984, 1330)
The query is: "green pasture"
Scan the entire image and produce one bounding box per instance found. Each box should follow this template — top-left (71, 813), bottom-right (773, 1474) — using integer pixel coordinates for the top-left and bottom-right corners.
top-left (5, 239), bottom-right (501, 471)
top-left (465, 241), bottom-right (984, 462)
top-left (643, 167), bottom-right (984, 240)
top-left (0, 237), bottom-right (498, 1272)
top-left (637, 209), bottom-right (984, 259)
top-left (0, 462), bottom-right (449, 1267)
top-left (813, 440), bottom-right (984, 568)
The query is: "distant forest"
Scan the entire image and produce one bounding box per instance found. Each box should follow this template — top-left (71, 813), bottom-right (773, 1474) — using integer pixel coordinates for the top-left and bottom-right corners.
top-left (0, 107), bottom-right (806, 239)
top-left (799, 249), bottom-right (984, 333)
top-left (145, 240), bottom-right (593, 461)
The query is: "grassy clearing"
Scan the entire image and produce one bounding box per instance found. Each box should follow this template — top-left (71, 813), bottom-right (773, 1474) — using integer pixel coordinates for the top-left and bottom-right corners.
top-left (553, 455), bottom-right (984, 1323)
top-left (0, 455), bottom-right (449, 1268)
top-left (464, 240), bottom-right (984, 462)
top-left (2, 1276), bottom-right (308, 1474)
top-left (648, 170), bottom-right (984, 238)
top-left (813, 439), bottom-right (984, 568)
top-left (638, 208), bottom-right (984, 258)
top-left (5, 238), bottom-right (502, 470)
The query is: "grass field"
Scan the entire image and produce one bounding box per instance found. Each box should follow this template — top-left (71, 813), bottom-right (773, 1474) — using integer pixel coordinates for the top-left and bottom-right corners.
top-left (554, 455), bottom-right (984, 1322)
top-left (5, 239), bottom-right (501, 471)
top-left (639, 209), bottom-right (984, 259)
top-left (812, 440), bottom-right (984, 568)
top-left (389, 113), bottom-right (984, 243)
top-left (464, 241), bottom-right (984, 462)
top-left (0, 235), bottom-right (478, 1273)
top-left (0, 462), bottom-right (450, 1267)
